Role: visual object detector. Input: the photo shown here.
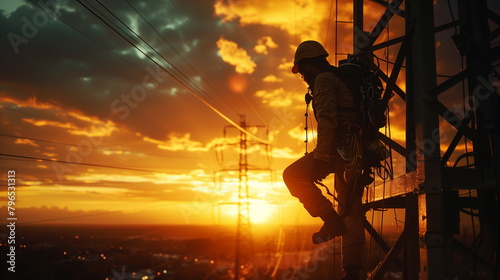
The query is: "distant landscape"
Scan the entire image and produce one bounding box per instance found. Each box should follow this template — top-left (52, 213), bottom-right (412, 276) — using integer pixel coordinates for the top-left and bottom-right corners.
top-left (0, 223), bottom-right (484, 279)
top-left (0, 223), bottom-right (401, 280)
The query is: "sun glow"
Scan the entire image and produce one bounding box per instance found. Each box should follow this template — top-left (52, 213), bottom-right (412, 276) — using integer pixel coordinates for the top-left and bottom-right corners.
top-left (219, 198), bottom-right (279, 224)
top-left (248, 201), bottom-right (278, 224)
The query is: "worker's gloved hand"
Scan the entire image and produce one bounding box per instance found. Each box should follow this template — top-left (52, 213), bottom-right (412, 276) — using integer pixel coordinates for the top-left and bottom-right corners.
top-left (311, 159), bottom-right (331, 182)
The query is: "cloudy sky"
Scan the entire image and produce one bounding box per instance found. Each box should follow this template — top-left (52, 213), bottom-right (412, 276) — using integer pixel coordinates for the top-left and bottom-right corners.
top-left (0, 0), bottom-right (495, 226)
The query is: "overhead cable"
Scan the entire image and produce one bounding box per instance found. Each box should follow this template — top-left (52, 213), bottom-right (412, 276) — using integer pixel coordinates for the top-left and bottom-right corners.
top-left (124, 0), bottom-right (239, 118)
top-left (76, 0), bottom-right (269, 145)
top-left (0, 153), bottom-right (171, 174)
top-left (0, 133), bottom-right (206, 161)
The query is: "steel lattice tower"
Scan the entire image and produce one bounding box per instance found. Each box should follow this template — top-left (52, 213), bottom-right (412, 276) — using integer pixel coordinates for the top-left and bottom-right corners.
top-left (336, 0), bottom-right (499, 279)
top-left (234, 115), bottom-right (254, 279)
top-left (216, 115), bottom-right (270, 279)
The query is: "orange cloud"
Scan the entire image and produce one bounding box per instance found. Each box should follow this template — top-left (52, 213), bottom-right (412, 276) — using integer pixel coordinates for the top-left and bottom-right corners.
top-left (254, 36), bottom-right (278, 54)
top-left (213, 0), bottom-right (329, 41)
top-left (143, 133), bottom-right (233, 153)
top-left (255, 88), bottom-right (300, 107)
top-left (2, 95), bottom-right (117, 137)
top-left (42, 152), bottom-right (57, 158)
top-left (0, 95), bottom-right (59, 110)
top-left (22, 117), bottom-right (116, 137)
top-left (22, 118), bottom-right (74, 129)
top-left (288, 124), bottom-right (310, 143)
top-left (216, 37), bottom-right (256, 74)
top-left (271, 147), bottom-right (303, 159)
top-left (278, 58), bottom-right (298, 75)
top-left (14, 138), bottom-right (39, 147)
top-left (262, 74), bottom-right (283, 83)
top-left (144, 133), bottom-right (207, 151)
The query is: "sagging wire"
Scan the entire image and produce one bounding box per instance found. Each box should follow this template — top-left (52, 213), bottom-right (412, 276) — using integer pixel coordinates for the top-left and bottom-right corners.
top-left (95, 0), bottom-right (216, 108)
top-left (214, 141), bottom-right (230, 167)
top-left (124, 0), bottom-right (240, 119)
top-left (0, 153), bottom-right (167, 174)
top-left (393, 208), bottom-right (405, 233)
top-left (453, 152), bottom-right (475, 168)
top-left (76, 0), bottom-right (270, 146)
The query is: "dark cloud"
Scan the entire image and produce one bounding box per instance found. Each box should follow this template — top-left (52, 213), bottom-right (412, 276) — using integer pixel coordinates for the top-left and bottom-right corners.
top-left (0, 0), bottom-right (249, 142)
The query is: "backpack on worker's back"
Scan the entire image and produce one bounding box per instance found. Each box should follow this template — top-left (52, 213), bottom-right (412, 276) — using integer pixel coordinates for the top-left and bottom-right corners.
top-left (333, 56), bottom-right (390, 170)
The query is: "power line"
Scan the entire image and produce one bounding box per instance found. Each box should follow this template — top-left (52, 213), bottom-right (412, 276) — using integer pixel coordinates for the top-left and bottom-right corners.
top-left (9, 210), bottom-right (124, 225)
top-left (0, 153), bottom-right (171, 174)
top-left (93, 0), bottom-right (237, 122)
top-left (18, 1), bottom-right (269, 145)
top-left (95, 0), bottom-right (222, 115)
top-left (0, 133), bottom-right (207, 161)
top-left (2, 201), bottom-right (175, 226)
top-left (75, 0), bottom-right (269, 145)
top-left (24, 0), bottom-right (238, 130)
top-left (124, 0), bottom-right (239, 118)
top-left (26, 0), bottom-right (147, 75)
top-left (0, 133), bottom-right (77, 146)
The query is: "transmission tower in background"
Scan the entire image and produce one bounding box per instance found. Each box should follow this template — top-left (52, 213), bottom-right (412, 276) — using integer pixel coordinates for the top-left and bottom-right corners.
top-left (216, 115), bottom-right (271, 280)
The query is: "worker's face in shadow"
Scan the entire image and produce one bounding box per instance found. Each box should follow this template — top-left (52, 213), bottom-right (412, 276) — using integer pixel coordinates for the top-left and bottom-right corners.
top-left (297, 60), bottom-right (315, 86)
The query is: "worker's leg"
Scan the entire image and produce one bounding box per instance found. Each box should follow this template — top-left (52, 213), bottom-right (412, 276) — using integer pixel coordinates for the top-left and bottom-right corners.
top-left (283, 152), bottom-right (333, 218)
top-left (283, 152), bottom-right (346, 243)
top-left (335, 173), bottom-right (365, 277)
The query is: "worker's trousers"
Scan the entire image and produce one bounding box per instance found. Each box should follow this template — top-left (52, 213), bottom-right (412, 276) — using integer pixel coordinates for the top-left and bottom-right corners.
top-left (283, 151), bottom-right (366, 268)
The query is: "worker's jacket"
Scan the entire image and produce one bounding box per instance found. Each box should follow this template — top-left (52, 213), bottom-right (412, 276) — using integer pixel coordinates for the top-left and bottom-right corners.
top-left (311, 69), bottom-right (360, 164)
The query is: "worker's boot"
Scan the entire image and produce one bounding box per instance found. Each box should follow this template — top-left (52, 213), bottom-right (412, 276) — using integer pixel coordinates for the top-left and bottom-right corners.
top-left (312, 209), bottom-right (347, 244)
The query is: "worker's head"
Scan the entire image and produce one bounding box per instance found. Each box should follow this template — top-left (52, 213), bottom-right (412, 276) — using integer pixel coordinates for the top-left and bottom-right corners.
top-left (292, 40), bottom-right (329, 84)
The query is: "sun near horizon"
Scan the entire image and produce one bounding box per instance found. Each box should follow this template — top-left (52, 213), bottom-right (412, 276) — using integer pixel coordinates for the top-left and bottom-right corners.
top-left (0, 0), bottom-right (468, 232)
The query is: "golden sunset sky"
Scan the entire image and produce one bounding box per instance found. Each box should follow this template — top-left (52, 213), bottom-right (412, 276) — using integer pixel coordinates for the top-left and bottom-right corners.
top-left (0, 0), bottom-right (483, 226)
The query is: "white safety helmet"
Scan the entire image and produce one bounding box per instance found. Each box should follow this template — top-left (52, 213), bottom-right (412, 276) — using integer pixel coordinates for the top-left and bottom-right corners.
top-left (292, 40), bottom-right (329, 73)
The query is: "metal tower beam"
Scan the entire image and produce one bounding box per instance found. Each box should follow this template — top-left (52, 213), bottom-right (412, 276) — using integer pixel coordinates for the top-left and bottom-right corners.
top-left (328, 0), bottom-right (499, 278)
top-left (458, 0), bottom-right (500, 277)
top-left (411, 1), bottom-right (455, 278)
top-left (352, 0), bottom-right (499, 279)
